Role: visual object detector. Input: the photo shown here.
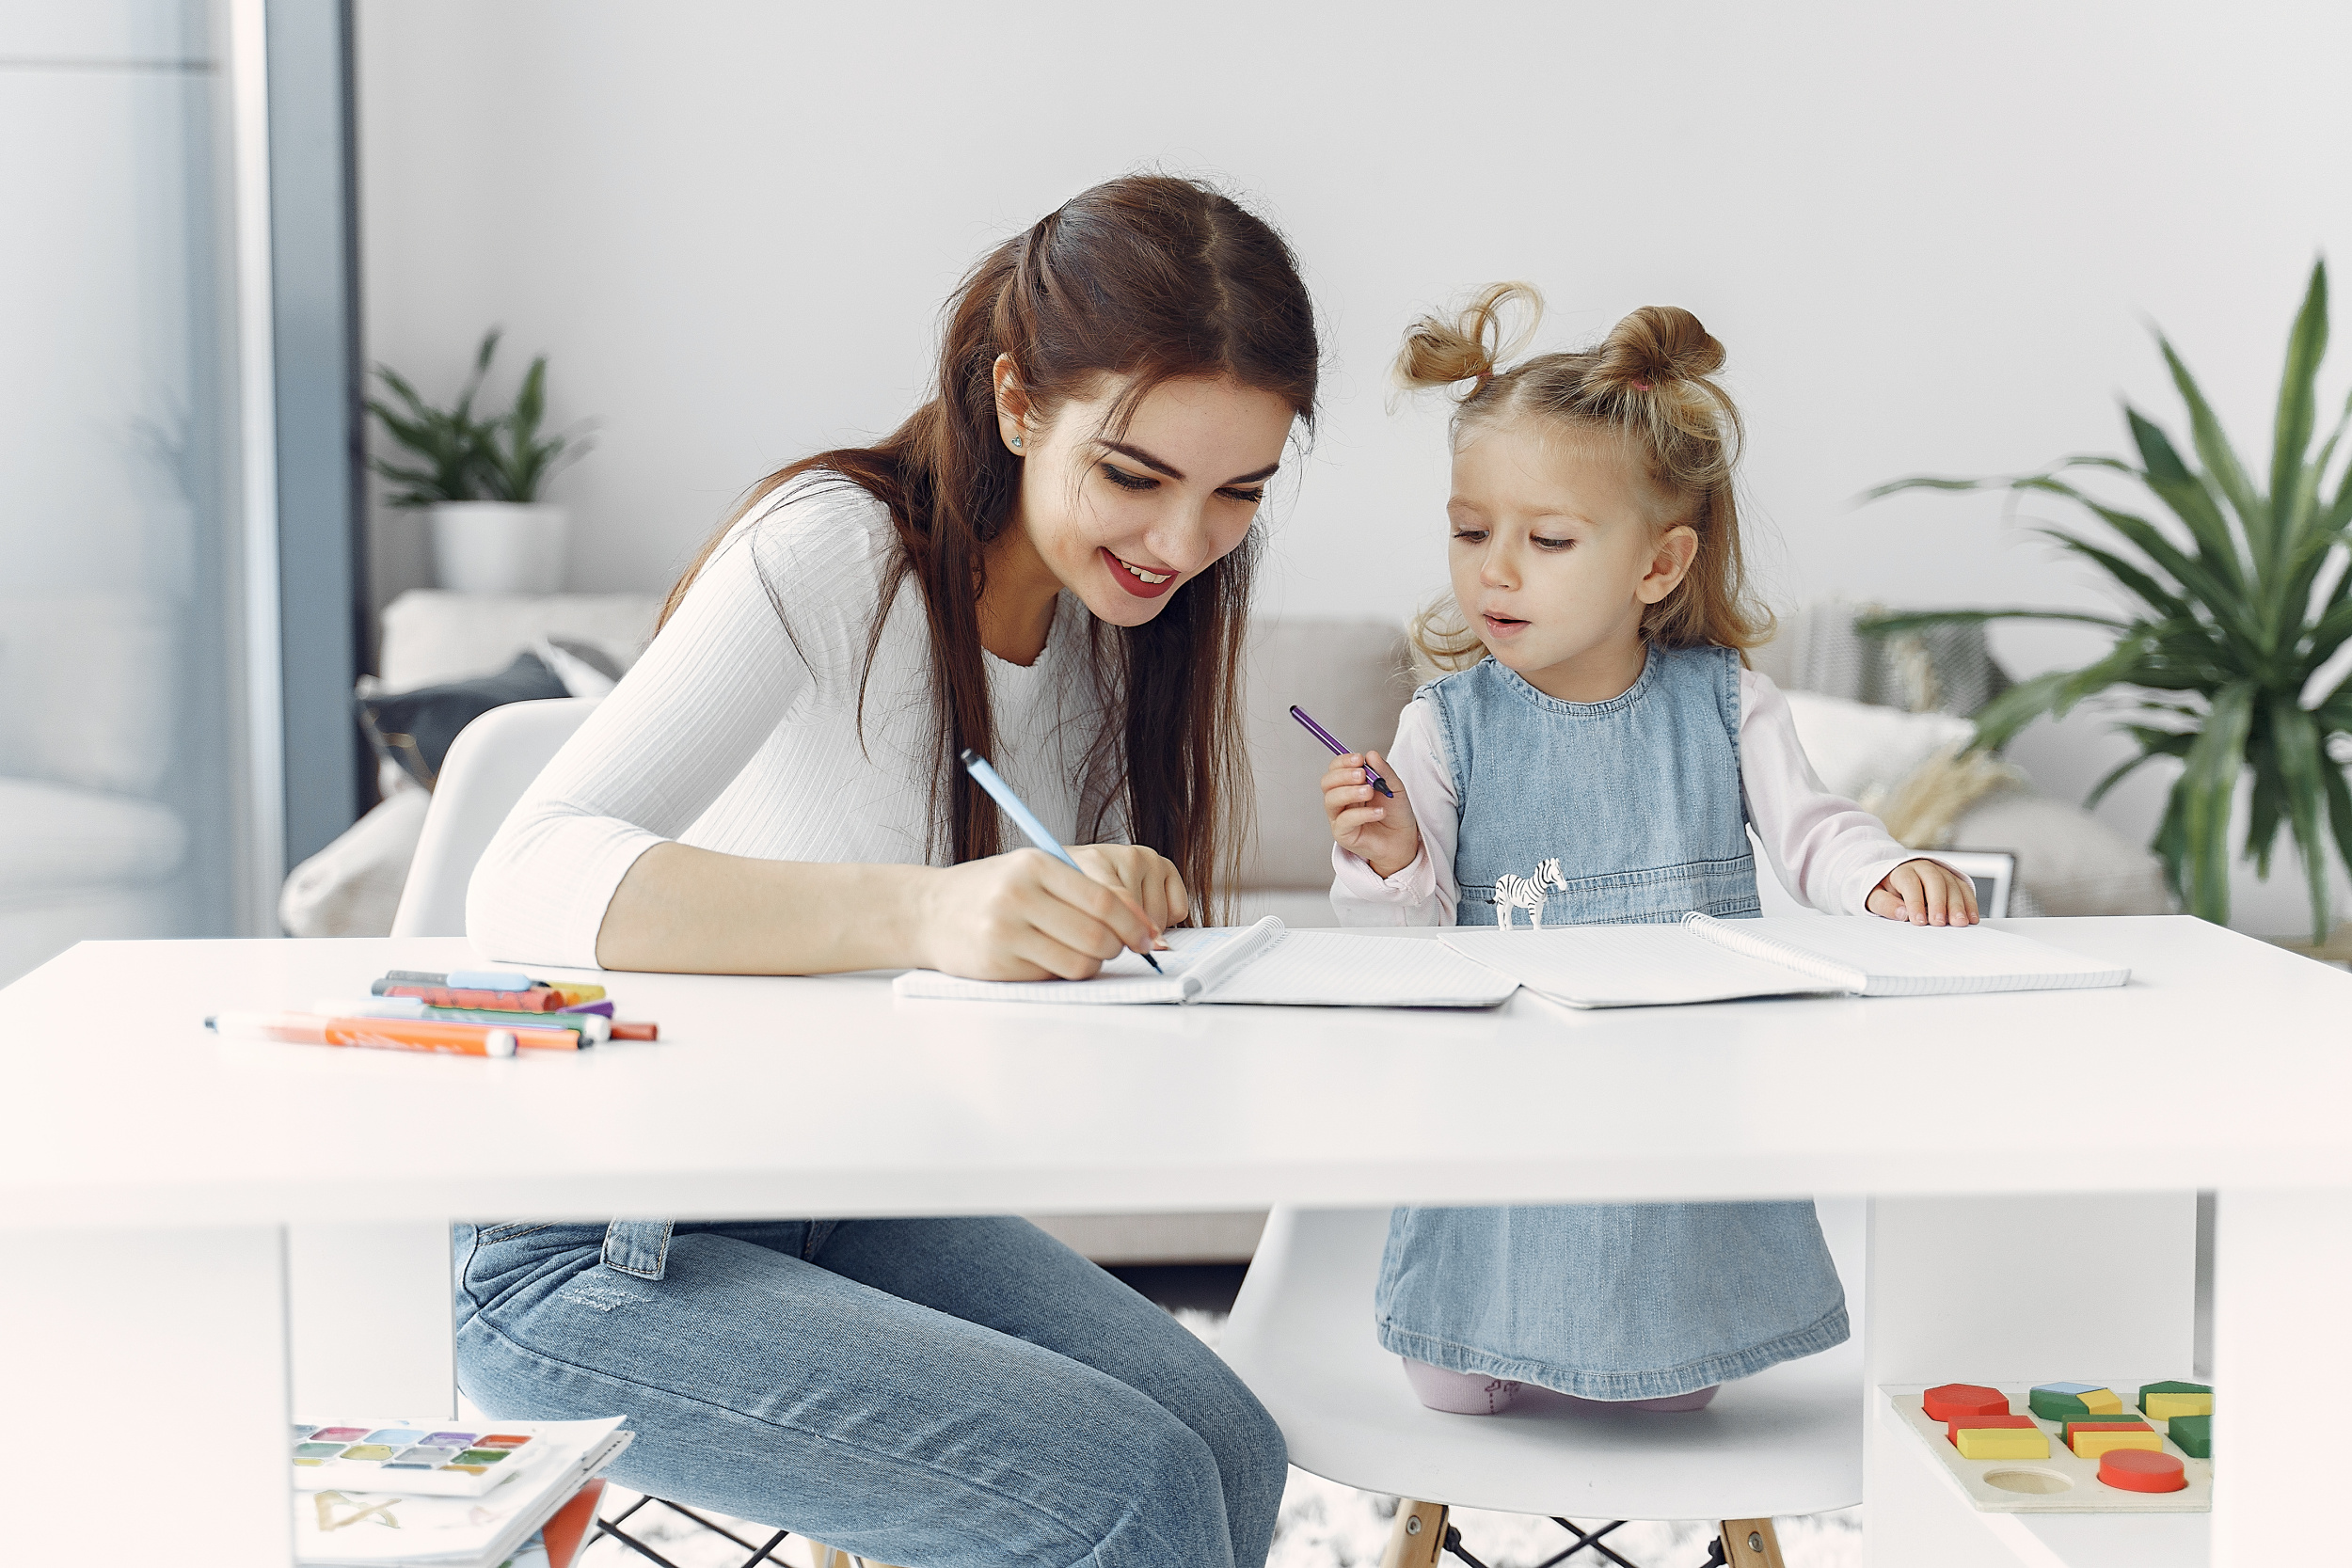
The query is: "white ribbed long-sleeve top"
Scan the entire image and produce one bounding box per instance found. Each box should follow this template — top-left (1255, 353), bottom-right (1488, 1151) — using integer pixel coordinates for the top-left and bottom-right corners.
top-left (466, 477), bottom-right (1093, 967)
top-left (1329, 668), bottom-right (1917, 925)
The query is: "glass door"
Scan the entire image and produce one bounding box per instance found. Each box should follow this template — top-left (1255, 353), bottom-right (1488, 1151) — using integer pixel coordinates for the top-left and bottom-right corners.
top-left (0, 0), bottom-right (272, 983)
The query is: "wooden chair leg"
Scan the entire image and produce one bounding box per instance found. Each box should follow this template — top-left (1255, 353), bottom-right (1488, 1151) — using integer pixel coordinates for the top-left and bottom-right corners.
top-left (807, 1544), bottom-right (905, 1568)
top-left (1718, 1518), bottom-right (1785, 1568)
top-left (1378, 1500), bottom-right (1450, 1568)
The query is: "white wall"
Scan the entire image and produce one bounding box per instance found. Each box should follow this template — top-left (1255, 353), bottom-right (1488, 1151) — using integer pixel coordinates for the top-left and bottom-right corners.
top-left (356, 0), bottom-right (2352, 932)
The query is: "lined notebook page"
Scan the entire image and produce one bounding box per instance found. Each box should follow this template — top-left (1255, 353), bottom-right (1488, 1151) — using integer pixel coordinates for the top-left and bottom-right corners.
top-left (892, 921), bottom-right (1518, 1007)
top-left (1204, 929), bottom-right (1518, 1007)
top-left (1441, 926), bottom-right (1847, 1008)
top-left (892, 921), bottom-right (1277, 1006)
top-left (1690, 914), bottom-right (2132, 995)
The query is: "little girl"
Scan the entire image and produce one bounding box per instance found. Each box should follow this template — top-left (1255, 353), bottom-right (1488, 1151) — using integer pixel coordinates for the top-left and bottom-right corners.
top-left (1324, 284), bottom-right (1979, 1416)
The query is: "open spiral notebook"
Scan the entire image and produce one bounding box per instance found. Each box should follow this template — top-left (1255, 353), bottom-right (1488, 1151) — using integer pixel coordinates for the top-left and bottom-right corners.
top-left (893, 912), bottom-right (2129, 1009)
top-left (1442, 912), bottom-right (2133, 1008)
top-left (892, 917), bottom-right (1518, 1007)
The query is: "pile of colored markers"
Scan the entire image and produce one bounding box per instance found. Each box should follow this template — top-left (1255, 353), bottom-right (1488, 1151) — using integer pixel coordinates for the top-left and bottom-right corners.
top-left (206, 967), bottom-right (660, 1058)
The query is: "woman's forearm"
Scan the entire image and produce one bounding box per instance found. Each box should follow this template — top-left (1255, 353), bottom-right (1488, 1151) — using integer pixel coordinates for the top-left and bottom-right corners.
top-left (595, 843), bottom-right (932, 974)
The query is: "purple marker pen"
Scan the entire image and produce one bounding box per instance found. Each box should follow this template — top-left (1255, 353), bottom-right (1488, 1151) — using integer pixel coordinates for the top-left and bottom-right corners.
top-left (1289, 705), bottom-right (1395, 798)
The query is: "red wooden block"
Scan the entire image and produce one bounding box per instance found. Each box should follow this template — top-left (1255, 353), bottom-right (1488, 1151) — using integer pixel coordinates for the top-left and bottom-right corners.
top-left (1924, 1384), bottom-right (2010, 1423)
top-left (2098, 1448), bottom-right (2188, 1493)
top-left (1947, 1413), bottom-right (2038, 1446)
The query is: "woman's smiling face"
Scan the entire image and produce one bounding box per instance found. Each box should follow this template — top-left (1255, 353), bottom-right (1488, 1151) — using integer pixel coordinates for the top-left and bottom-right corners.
top-left (998, 364), bottom-right (1295, 628)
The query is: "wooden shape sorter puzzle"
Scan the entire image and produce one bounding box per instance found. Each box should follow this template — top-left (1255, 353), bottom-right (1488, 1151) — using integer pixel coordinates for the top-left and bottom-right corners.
top-left (1883, 1384), bottom-right (2213, 1513)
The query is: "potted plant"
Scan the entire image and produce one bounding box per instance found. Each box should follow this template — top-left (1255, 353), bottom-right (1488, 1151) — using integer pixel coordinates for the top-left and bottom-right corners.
top-left (369, 329), bottom-right (590, 594)
top-left (1865, 261), bottom-right (2352, 942)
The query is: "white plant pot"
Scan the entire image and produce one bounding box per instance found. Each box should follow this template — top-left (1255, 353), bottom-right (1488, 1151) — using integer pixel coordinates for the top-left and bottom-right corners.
top-left (429, 502), bottom-right (570, 594)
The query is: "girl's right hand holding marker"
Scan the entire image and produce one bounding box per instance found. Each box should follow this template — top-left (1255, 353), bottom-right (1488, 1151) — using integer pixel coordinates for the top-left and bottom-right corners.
top-left (1323, 751), bottom-right (1422, 879)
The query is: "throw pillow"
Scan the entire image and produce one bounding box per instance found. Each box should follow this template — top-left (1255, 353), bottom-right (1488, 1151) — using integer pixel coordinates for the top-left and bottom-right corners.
top-left (356, 651), bottom-right (569, 790)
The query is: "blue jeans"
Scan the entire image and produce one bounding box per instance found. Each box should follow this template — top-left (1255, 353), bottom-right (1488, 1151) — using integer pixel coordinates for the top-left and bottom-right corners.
top-left (453, 1217), bottom-right (1284, 1568)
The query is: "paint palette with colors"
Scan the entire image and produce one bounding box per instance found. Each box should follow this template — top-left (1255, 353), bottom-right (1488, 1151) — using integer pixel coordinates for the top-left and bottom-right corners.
top-left (292, 1418), bottom-right (545, 1497)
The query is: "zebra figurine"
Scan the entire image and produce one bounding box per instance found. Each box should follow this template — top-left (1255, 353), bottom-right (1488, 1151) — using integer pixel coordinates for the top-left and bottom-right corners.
top-left (1491, 857), bottom-right (1570, 929)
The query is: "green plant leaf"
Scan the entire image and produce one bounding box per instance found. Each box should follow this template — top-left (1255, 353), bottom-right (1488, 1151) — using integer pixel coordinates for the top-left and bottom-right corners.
top-left (2160, 335), bottom-right (2270, 572)
top-left (1854, 608), bottom-right (2132, 639)
top-left (2271, 261), bottom-right (2328, 554)
top-left (2324, 760), bottom-right (2352, 919)
top-left (2126, 409), bottom-right (2249, 590)
top-left (2029, 528), bottom-right (2191, 620)
top-left (2267, 695), bottom-right (2334, 939)
top-left (2179, 681), bottom-right (2256, 923)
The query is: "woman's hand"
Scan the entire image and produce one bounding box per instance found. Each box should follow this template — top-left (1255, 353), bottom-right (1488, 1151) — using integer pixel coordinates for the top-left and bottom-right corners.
top-left (1323, 751), bottom-right (1422, 879)
top-left (1866, 858), bottom-right (1981, 926)
top-left (913, 848), bottom-right (1167, 981)
top-left (1072, 843), bottom-right (1190, 933)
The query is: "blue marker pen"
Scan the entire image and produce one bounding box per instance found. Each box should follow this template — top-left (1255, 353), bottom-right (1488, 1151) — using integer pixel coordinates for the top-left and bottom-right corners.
top-left (959, 747), bottom-right (1164, 974)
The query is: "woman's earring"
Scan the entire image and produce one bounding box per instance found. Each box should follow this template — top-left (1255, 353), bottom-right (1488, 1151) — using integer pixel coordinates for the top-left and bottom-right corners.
top-left (1010, 436), bottom-right (1024, 449)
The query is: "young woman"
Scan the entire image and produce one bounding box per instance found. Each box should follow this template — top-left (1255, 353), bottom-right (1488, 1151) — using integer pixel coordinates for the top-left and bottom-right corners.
top-left (456, 176), bottom-right (1317, 1567)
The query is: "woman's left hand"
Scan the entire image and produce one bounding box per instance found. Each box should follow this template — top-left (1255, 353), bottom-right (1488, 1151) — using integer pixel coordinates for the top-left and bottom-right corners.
top-left (1866, 858), bottom-right (1981, 926)
top-left (1072, 844), bottom-right (1191, 938)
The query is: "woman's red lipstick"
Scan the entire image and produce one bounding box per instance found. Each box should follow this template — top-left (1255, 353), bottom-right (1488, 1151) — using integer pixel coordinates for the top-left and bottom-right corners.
top-left (1103, 546), bottom-right (1178, 599)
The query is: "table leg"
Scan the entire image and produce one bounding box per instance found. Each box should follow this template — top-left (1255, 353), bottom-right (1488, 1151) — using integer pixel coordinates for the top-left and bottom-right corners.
top-left (2211, 1186), bottom-right (2352, 1564)
top-left (0, 1223), bottom-right (291, 1565)
top-left (287, 1220), bottom-right (456, 1415)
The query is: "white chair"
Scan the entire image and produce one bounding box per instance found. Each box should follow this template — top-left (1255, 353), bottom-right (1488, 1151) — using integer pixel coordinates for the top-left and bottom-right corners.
top-left (390, 698), bottom-right (597, 938)
top-left (1220, 1202), bottom-right (1867, 1568)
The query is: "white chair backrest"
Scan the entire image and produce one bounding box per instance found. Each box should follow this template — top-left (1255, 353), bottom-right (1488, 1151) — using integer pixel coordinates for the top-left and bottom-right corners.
top-left (390, 698), bottom-right (597, 939)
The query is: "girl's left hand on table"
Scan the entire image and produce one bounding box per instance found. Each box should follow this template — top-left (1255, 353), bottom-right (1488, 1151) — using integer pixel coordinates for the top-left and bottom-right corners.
top-left (1866, 858), bottom-right (1981, 926)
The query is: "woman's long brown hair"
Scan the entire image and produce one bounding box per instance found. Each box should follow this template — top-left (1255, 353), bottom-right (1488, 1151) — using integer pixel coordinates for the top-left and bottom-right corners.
top-left (660, 175), bottom-right (1319, 916)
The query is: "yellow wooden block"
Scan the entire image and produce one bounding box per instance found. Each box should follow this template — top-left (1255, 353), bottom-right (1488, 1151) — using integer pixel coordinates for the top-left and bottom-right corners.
top-left (2073, 1429), bottom-right (2163, 1459)
top-left (2079, 1387), bottom-right (2124, 1415)
top-left (2144, 1390), bottom-right (2212, 1420)
top-left (1957, 1427), bottom-right (2051, 1460)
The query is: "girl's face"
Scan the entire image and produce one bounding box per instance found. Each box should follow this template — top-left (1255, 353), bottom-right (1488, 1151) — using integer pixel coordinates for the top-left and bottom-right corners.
top-left (1447, 415), bottom-right (1697, 699)
top-left (1000, 365), bottom-right (1295, 629)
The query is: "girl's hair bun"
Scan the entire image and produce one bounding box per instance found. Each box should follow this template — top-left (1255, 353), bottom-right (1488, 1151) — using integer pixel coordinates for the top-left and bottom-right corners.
top-left (1597, 305), bottom-right (1725, 394)
top-left (1393, 281), bottom-right (1542, 396)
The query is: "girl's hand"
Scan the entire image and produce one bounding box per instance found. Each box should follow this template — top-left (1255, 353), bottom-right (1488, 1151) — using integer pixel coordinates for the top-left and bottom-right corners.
top-left (1323, 751), bottom-right (1422, 879)
top-left (1072, 843), bottom-right (1190, 935)
top-left (1867, 858), bottom-right (1981, 926)
top-left (914, 848), bottom-right (1165, 980)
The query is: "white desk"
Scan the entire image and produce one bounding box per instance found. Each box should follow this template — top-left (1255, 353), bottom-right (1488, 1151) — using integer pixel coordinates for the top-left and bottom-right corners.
top-left (1, 917), bottom-right (2342, 1566)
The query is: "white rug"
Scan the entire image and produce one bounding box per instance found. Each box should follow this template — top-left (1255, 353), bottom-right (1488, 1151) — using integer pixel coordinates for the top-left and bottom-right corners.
top-left (578, 1310), bottom-right (1860, 1568)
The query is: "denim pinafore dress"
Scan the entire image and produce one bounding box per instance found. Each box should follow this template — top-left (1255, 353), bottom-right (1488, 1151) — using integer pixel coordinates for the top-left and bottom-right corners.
top-left (1374, 645), bottom-right (1851, 1398)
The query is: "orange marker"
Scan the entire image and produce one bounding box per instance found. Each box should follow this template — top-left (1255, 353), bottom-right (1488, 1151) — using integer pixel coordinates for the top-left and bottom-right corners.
top-left (205, 1011), bottom-right (561, 1057)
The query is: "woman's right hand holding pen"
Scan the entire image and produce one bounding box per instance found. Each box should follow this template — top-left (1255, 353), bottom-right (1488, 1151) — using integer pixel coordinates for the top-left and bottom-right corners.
top-left (914, 847), bottom-right (1172, 982)
top-left (1323, 751), bottom-right (1422, 879)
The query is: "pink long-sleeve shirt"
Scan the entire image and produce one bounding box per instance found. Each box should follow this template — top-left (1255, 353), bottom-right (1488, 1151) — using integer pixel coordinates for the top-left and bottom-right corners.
top-left (1331, 666), bottom-right (1917, 926)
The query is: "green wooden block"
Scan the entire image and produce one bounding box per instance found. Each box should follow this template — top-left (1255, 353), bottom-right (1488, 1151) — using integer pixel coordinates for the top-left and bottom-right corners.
top-left (2138, 1380), bottom-right (2211, 1402)
top-left (2028, 1386), bottom-right (2117, 1421)
top-left (2168, 1413), bottom-right (2212, 1458)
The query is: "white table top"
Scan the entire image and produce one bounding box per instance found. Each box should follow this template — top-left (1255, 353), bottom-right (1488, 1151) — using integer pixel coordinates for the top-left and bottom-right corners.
top-left (2, 917), bottom-right (2344, 1229)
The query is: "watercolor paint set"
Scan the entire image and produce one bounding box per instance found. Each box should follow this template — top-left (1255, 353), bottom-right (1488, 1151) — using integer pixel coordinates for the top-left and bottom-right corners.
top-left (291, 1418), bottom-right (550, 1497)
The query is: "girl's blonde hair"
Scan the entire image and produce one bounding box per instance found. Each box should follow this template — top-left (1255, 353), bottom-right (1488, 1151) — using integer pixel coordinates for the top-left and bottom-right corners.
top-left (1398, 283), bottom-right (1770, 673)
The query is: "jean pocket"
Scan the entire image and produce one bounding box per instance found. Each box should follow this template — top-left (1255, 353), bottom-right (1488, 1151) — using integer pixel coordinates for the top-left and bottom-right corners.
top-left (476, 1222), bottom-right (552, 1243)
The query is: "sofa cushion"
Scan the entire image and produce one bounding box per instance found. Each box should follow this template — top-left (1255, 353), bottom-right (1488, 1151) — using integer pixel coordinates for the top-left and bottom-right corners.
top-left (1778, 689), bottom-right (1976, 800)
top-left (0, 594), bottom-right (175, 797)
top-left (1946, 792), bottom-right (2171, 917)
top-left (377, 590), bottom-right (661, 689)
top-left (0, 777), bottom-right (186, 897)
top-left (358, 652), bottom-right (571, 790)
top-left (1240, 619), bottom-right (1416, 892)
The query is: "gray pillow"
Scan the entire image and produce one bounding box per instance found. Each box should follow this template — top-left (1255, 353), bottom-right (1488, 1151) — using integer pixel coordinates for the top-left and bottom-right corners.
top-left (356, 651), bottom-right (569, 790)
